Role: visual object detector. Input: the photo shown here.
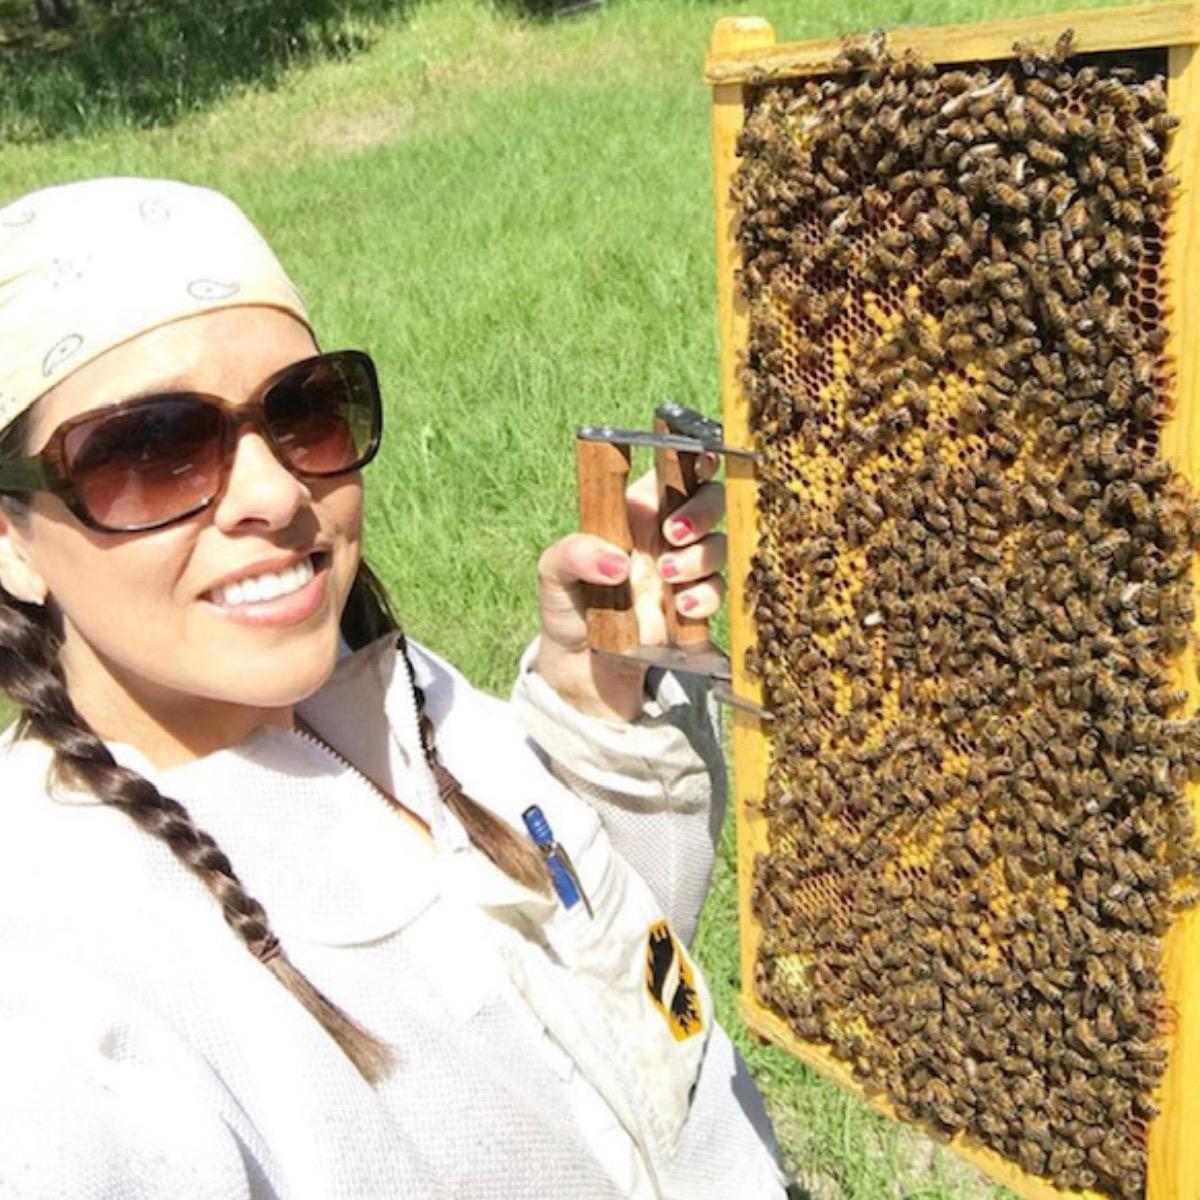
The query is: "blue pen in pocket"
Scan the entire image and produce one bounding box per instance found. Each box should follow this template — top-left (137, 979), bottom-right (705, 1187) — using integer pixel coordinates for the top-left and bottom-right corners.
top-left (522, 805), bottom-right (594, 919)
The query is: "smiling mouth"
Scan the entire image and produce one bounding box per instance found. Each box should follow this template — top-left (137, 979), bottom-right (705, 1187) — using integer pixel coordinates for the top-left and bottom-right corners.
top-left (208, 551), bottom-right (328, 609)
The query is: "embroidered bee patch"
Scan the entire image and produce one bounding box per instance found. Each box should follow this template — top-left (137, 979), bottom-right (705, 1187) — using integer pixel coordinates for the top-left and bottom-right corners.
top-left (646, 920), bottom-right (704, 1042)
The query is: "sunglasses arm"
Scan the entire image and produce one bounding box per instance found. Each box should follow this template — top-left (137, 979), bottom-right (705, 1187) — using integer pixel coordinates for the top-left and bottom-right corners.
top-left (0, 456), bottom-right (53, 497)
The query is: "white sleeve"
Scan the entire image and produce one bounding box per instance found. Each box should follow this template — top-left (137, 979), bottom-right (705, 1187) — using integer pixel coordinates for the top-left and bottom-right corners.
top-left (665, 1027), bottom-right (788, 1199)
top-left (0, 1024), bottom-right (257, 1200)
top-left (509, 638), bottom-right (728, 945)
top-left (0, 936), bottom-right (262, 1200)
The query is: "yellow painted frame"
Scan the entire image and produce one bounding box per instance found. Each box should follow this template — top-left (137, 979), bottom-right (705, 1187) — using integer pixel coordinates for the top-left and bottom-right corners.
top-left (709, 7), bottom-right (1200, 1198)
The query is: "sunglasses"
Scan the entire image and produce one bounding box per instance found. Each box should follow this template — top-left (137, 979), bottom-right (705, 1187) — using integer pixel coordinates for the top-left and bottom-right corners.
top-left (0, 350), bottom-right (382, 533)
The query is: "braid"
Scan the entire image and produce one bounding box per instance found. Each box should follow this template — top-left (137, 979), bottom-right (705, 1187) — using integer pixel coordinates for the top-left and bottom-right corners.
top-left (403, 633), bottom-right (551, 896)
top-left (0, 583), bottom-right (392, 1083)
top-left (343, 564), bottom-right (550, 896)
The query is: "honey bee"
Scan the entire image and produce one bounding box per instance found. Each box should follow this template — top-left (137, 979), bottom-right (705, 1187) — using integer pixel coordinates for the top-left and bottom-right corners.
top-left (982, 259), bottom-right (1021, 285)
top-left (980, 175), bottom-right (1028, 212)
top-left (1060, 113), bottom-right (1096, 149)
top-left (1064, 326), bottom-right (1095, 357)
top-left (910, 211), bottom-right (941, 244)
top-left (1040, 179), bottom-right (1075, 218)
top-left (1150, 111), bottom-right (1181, 136)
top-left (1096, 108), bottom-right (1119, 153)
top-left (1002, 93), bottom-right (1029, 140)
top-left (1034, 293), bottom-right (1069, 335)
top-left (1126, 143), bottom-right (1152, 194)
top-left (959, 142), bottom-right (1003, 174)
top-left (1027, 139), bottom-right (1067, 169)
top-left (1062, 198), bottom-right (1089, 241)
top-left (1030, 99), bottom-right (1067, 144)
top-left (1094, 74), bottom-right (1138, 111)
top-left (862, 183), bottom-right (891, 212)
top-left (1055, 263), bottom-right (1083, 300)
top-left (1036, 227), bottom-right (1065, 267)
top-left (1021, 76), bottom-right (1056, 106)
top-left (886, 168), bottom-right (921, 195)
top-left (1050, 25), bottom-right (1077, 63)
top-left (1105, 227), bottom-right (1134, 271)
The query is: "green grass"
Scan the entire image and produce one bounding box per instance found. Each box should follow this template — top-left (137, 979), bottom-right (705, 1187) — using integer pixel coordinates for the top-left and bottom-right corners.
top-left (0, 0), bottom-right (402, 142)
top-left (0, 0), bottom-right (1148, 1193)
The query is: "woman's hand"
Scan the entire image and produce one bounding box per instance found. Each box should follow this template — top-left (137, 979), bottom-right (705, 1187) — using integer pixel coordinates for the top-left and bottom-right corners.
top-left (535, 456), bottom-right (726, 722)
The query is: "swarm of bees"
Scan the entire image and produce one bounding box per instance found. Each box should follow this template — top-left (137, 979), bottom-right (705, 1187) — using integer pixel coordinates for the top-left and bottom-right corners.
top-left (735, 28), bottom-right (1200, 1199)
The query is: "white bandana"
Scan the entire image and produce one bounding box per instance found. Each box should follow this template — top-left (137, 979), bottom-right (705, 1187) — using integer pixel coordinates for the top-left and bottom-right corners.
top-left (0, 177), bottom-right (312, 432)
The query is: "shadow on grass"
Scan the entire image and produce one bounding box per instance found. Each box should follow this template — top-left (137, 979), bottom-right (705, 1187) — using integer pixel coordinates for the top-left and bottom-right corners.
top-left (490, 0), bottom-right (605, 21)
top-left (786, 1183), bottom-right (819, 1200)
top-left (0, 0), bottom-right (413, 142)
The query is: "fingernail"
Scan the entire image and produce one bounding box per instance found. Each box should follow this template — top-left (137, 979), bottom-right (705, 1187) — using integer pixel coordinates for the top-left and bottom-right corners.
top-left (660, 556), bottom-right (679, 580)
top-left (598, 552), bottom-right (629, 580)
top-left (669, 517), bottom-right (694, 543)
top-left (679, 594), bottom-right (699, 613)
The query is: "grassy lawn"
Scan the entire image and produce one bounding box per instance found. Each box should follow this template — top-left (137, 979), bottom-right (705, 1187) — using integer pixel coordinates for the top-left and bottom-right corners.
top-left (0, 0), bottom-right (1142, 1193)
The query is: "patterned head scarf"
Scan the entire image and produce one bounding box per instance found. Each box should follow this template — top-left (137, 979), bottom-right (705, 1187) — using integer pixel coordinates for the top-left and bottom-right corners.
top-left (0, 177), bottom-right (312, 433)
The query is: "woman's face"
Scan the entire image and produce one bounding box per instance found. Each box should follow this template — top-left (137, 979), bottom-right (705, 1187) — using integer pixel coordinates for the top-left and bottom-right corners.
top-left (0, 306), bottom-right (365, 761)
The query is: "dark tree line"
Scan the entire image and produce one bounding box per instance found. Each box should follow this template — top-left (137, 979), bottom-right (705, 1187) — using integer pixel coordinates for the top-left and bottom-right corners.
top-left (34, 0), bottom-right (75, 28)
top-left (33, 0), bottom-right (114, 29)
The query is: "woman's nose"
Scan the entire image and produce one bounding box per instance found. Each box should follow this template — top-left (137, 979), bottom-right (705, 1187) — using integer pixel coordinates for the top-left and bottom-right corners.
top-left (212, 427), bottom-right (311, 532)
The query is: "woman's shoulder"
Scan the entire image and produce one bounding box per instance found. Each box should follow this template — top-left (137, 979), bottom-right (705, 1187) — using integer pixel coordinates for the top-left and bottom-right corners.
top-left (0, 728), bottom-right (220, 940)
top-left (0, 718), bottom-right (46, 770)
top-left (0, 725), bottom-right (87, 830)
top-left (0, 725), bottom-right (116, 825)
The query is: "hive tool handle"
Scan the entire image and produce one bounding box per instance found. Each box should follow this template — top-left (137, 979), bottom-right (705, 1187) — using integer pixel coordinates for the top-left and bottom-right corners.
top-left (574, 419), bottom-right (710, 655)
top-left (652, 410), bottom-right (711, 651)
top-left (575, 430), bottom-right (640, 655)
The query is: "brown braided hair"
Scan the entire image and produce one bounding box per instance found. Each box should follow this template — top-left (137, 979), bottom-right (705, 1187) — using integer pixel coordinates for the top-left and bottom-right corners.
top-left (342, 562), bottom-right (551, 895)
top-left (0, 411), bottom-right (547, 1085)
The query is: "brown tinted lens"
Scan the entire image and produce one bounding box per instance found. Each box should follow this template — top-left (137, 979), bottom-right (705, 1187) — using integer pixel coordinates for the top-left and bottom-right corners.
top-left (263, 355), bottom-right (379, 476)
top-left (264, 352), bottom-right (376, 475)
top-left (63, 397), bottom-right (225, 530)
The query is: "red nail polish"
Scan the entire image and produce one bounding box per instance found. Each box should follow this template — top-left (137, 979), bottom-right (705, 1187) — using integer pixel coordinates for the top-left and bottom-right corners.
top-left (679, 594), bottom-right (699, 613)
top-left (669, 518), bottom-right (694, 543)
top-left (598, 552), bottom-right (628, 580)
top-left (660, 557), bottom-right (679, 579)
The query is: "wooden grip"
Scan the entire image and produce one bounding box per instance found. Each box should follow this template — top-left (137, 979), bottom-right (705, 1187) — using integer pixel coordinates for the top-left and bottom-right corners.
top-left (654, 417), bottom-right (710, 648)
top-left (576, 437), bottom-right (638, 653)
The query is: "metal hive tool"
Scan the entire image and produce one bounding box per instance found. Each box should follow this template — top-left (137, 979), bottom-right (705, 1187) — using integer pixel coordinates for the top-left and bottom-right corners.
top-left (575, 404), bottom-right (769, 719)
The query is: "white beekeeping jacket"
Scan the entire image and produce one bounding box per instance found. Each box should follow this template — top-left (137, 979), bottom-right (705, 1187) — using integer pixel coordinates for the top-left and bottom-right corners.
top-left (0, 635), bottom-right (785, 1200)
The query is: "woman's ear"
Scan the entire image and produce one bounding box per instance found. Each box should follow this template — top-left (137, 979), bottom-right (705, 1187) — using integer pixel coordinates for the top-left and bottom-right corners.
top-left (0, 511), bottom-right (47, 605)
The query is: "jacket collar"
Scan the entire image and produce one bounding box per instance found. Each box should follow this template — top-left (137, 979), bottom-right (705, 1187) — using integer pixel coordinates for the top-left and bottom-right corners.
top-left (100, 635), bottom-right (562, 946)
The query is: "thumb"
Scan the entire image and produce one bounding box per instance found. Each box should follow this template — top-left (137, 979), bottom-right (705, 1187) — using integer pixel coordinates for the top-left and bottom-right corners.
top-left (538, 533), bottom-right (630, 592)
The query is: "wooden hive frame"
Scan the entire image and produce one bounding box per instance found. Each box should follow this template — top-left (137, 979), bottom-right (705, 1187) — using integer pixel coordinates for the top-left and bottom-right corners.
top-left (708, 6), bottom-right (1200, 1199)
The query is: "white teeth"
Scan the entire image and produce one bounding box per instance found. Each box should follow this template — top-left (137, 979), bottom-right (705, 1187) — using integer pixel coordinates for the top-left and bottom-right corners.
top-left (214, 557), bottom-right (315, 608)
top-left (258, 573), bottom-right (284, 601)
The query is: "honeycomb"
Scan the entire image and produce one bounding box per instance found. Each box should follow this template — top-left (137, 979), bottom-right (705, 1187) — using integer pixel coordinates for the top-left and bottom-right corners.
top-left (735, 30), bottom-right (1200, 1199)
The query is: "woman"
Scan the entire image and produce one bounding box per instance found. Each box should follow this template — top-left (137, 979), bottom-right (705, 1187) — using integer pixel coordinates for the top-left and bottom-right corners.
top-left (0, 178), bottom-right (784, 1199)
